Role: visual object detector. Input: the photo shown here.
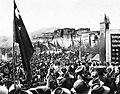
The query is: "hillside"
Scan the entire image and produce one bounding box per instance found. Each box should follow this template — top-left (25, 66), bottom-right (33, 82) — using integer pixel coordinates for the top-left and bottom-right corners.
top-left (30, 27), bottom-right (58, 40)
top-left (0, 36), bottom-right (12, 48)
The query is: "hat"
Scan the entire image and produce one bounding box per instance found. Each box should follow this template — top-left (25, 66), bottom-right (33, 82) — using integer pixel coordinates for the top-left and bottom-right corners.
top-left (91, 71), bottom-right (99, 78)
top-left (52, 87), bottom-right (71, 94)
top-left (91, 83), bottom-right (104, 94)
top-left (57, 76), bottom-right (64, 80)
top-left (61, 67), bottom-right (67, 74)
top-left (75, 65), bottom-right (85, 73)
top-left (57, 77), bottom-right (66, 86)
top-left (106, 66), bottom-right (113, 74)
top-left (73, 79), bottom-right (87, 93)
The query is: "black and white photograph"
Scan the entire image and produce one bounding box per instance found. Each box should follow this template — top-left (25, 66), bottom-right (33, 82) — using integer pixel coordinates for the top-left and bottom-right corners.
top-left (0, 0), bottom-right (120, 94)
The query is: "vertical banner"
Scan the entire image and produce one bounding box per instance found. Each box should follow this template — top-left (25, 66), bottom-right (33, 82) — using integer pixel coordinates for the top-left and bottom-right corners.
top-left (111, 34), bottom-right (120, 65)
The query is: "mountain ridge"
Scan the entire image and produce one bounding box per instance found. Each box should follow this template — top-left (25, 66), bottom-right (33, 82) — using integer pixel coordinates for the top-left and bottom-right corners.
top-left (0, 27), bottom-right (58, 48)
top-left (30, 27), bottom-right (58, 40)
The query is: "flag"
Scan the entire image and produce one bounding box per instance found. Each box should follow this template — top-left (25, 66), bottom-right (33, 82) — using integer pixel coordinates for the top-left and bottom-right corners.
top-left (52, 35), bottom-right (54, 40)
top-left (47, 41), bottom-right (55, 50)
top-left (14, 0), bottom-right (34, 84)
top-left (104, 14), bottom-right (107, 23)
top-left (60, 29), bottom-right (64, 37)
top-left (104, 14), bottom-right (110, 29)
top-left (56, 40), bottom-right (61, 49)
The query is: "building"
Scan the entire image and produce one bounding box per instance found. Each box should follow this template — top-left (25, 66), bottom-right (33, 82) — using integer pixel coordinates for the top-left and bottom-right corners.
top-left (106, 29), bottom-right (120, 65)
top-left (53, 28), bottom-right (91, 49)
top-left (32, 15), bottom-right (120, 65)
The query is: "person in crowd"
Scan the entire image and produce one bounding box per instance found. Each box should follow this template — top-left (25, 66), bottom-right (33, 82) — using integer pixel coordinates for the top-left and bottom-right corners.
top-left (88, 71), bottom-right (110, 94)
top-left (1, 48), bottom-right (120, 94)
top-left (71, 63), bottom-right (89, 94)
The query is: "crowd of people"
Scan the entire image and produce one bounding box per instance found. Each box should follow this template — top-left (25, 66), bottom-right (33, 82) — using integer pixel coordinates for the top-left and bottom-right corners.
top-left (0, 50), bottom-right (120, 94)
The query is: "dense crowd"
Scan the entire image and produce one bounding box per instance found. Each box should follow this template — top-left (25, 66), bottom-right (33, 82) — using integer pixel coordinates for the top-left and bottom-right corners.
top-left (0, 51), bottom-right (120, 94)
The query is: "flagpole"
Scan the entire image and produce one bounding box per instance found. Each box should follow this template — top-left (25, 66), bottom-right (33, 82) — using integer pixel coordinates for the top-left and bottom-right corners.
top-left (79, 35), bottom-right (82, 61)
top-left (13, 0), bottom-right (16, 89)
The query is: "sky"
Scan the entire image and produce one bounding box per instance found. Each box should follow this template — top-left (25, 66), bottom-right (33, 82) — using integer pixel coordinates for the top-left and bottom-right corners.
top-left (0, 0), bottom-right (120, 37)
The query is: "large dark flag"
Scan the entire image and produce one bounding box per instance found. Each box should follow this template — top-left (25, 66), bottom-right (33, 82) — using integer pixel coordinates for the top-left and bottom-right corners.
top-left (14, 1), bottom-right (34, 84)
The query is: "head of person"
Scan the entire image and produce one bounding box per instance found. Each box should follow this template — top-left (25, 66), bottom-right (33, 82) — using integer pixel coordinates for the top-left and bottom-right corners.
top-left (53, 87), bottom-right (71, 94)
top-left (91, 71), bottom-right (99, 79)
top-left (71, 79), bottom-right (87, 94)
top-left (56, 76), bottom-right (65, 87)
top-left (91, 83), bottom-right (104, 94)
top-left (75, 65), bottom-right (85, 80)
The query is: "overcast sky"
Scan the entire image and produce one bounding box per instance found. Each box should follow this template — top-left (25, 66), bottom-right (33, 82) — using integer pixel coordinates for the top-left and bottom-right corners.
top-left (0, 0), bottom-right (120, 37)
